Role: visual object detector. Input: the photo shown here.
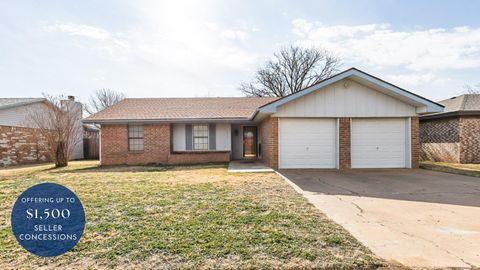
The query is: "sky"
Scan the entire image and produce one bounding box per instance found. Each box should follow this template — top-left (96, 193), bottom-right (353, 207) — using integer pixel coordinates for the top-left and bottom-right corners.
top-left (1, 0), bottom-right (480, 103)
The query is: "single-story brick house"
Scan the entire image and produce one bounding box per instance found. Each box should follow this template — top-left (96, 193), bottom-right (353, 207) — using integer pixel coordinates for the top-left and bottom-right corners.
top-left (84, 68), bottom-right (443, 169)
top-left (420, 94), bottom-right (480, 163)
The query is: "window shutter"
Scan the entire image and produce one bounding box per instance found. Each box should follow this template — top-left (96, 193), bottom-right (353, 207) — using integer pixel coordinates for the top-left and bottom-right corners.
top-left (185, 124), bottom-right (192, 150)
top-left (209, 124), bottom-right (216, 150)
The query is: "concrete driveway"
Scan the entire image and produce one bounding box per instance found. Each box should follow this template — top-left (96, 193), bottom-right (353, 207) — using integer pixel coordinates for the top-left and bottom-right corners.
top-left (278, 169), bottom-right (480, 268)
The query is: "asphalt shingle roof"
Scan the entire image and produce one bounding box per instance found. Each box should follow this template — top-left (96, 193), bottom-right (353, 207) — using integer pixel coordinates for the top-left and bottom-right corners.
top-left (84, 97), bottom-right (279, 122)
top-left (438, 94), bottom-right (480, 112)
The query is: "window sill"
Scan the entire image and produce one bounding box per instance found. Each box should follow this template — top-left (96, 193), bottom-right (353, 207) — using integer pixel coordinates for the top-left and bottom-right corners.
top-left (172, 150), bottom-right (230, 154)
top-left (128, 150), bottom-right (144, 154)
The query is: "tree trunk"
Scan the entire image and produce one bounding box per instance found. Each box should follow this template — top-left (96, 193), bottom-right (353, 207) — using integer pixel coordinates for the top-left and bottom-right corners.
top-left (55, 141), bottom-right (68, 167)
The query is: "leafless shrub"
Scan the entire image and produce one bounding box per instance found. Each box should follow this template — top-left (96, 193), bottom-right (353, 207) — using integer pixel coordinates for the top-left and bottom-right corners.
top-left (27, 94), bottom-right (82, 167)
top-left (85, 88), bottom-right (125, 115)
top-left (464, 84), bottom-right (480, 94)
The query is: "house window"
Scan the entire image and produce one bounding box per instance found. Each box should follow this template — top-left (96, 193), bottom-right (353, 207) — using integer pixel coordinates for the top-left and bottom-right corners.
top-left (193, 124), bottom-right (209, 150)
top-left (128, 124), bottom-right (144, 151)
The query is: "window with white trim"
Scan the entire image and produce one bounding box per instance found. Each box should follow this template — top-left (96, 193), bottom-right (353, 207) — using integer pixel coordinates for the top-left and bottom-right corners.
top-left (193, 124), bottom-right (209, 150)
top-left (128, 124), bottom-right (144, 151)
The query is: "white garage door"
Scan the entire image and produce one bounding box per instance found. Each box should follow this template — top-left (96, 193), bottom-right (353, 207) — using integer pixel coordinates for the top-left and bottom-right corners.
top-left (279, 118), bottom-right (336, 169)
top-left (351, 118), bottom-right (408, 168)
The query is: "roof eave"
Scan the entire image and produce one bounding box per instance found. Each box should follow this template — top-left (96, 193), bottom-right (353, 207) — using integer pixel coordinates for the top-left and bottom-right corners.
top-left (83, 117), bottom-right (254, 124)
top-left (420, 110), bottom-right (480, 120)
top-left (0, 98), bottom-right (46, 111)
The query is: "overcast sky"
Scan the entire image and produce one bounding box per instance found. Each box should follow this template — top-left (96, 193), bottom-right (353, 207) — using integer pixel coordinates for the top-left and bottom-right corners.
top-left (1, 0), bottom-right (480, 103)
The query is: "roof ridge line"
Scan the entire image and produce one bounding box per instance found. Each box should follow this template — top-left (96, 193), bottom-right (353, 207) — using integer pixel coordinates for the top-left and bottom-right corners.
top-left (459, 94), bottom-right (468, 111)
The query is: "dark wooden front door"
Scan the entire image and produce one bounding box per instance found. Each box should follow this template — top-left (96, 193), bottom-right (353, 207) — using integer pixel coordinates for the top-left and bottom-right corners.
top-left (243, 126), bottom-right (257, 158)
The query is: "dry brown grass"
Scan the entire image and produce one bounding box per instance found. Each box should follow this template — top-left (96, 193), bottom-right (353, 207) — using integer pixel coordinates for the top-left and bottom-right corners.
top-left (420, 161), bottom-right (480, 178)
top-left (0, 161), bottom-right (384, 269)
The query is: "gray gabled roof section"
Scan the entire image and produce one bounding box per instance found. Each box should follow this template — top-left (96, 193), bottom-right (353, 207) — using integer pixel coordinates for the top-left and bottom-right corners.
top-left (0, 98), bottom-right (46, 110)
top-left (257, 67), bottom-right (444, 115)
top-left (420, 94), bottom-right (480, 120)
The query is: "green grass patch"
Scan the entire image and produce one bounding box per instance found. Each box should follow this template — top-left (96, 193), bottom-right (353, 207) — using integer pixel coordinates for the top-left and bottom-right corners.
top-left (0, 161), bottom-right (384, 269)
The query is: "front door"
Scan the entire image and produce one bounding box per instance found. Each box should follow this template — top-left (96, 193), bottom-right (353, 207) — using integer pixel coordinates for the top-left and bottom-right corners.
top-left (243, 126), bottom-right (257, 158)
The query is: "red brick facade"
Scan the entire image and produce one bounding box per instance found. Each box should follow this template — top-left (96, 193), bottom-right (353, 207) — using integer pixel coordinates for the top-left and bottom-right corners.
top-left (411, 117), bottom-right (420, 168)
top-left (420, 116), bottom-right (480, 164)
top-left (260, 117), bottom-right (278, 169)
top-left (168, 151), bottom-right (230, 164)
top-left (100, 124), bottom-right (230, 165)
top-left (100, 116), bottom-right (421, 168)
top-left (339, 118), bottom-right (351, 169)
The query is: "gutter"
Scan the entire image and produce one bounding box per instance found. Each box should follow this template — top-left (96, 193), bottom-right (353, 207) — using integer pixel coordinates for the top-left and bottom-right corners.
top-left (419, 110), bottom-right (480, 120)
top-left (83, 117), bottom-right (256, 125)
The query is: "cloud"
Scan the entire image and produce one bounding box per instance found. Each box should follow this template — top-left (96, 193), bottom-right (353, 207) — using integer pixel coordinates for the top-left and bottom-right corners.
top-left (292, 19), bottom-right (480, 71)
top-left (40, 1), bottom-right (264, 98)
top-left (45, 23), bottom-right (130, 53)
top-left (46, 23), bottom-right (111, 40)
top-left (385, 72), bottom-right (447, 87)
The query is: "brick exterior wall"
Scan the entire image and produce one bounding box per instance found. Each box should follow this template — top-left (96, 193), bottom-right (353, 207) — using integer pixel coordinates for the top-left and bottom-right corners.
top-left (459, 116), bottom-right (480, 164)
top-left (411, 117), bottom-right (420, 168)
top-left (339, 118), bottom-right (351, 169)
top-left (260, 117), bottom-right (278, 169)
top-left (168, 152), bottom-right (230, 164)
top-left (0, 125), bottom-right (50, 166)
top-left (420, 118), bottom-right (460, 163)
top-left (100, 124), bottom-right (230, 165)
top-left (420, 116), bottom-right (480, 164)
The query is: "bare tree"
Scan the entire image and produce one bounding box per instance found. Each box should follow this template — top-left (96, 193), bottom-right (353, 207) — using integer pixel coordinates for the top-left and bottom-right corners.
top-left (85, 88), bottom-right (125, 115)
top-left (464, 84), bottom-right (480, 94)
top-left (240, 45), bottom-right (341, 97)
top-left (28, 95), bottom-right (83, 167)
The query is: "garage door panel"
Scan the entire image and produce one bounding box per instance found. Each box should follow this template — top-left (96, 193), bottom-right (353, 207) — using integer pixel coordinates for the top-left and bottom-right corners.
top-left (352, 118), bottom-right (407, 168)
top-left (279, 118), bottom-right (336, 169)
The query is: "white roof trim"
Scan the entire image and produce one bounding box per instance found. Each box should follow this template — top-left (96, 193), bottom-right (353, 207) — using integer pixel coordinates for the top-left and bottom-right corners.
top-left (258, 68), bottom-right (444, 114)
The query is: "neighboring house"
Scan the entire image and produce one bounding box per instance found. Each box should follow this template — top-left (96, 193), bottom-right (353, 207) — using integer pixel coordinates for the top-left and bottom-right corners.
top-left (84, 68), bottom-right (443, 169)
top-left (420, 94), bottom-right (480, 163)
top-left (0, 97), bottom-right (84, 166)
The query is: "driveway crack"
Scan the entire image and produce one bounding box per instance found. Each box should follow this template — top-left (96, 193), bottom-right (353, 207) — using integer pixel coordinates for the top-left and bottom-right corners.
top-left (399, 230), bottom-right (476, 268)
top-left (314, 177), bottom-right (361, 196)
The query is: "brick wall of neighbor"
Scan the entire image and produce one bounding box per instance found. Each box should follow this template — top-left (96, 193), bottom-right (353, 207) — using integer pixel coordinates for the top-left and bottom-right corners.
top-left (100, 124), bottom-right (231, 165)
top-left (339, 118), bottom-right (351, 169)
top-left (410, 117), bottom-right (420, 168)
top-left (0, 125), bottom-right (49, 167)
top-left (459, 116), bottom-right (480, 164)
top-left (420, 118), bottom-right (461, 163)
top-left (260, 117), bottom-right (278, 169)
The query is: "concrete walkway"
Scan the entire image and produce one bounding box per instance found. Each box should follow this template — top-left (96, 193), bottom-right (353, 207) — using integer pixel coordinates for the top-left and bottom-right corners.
top-left (278, 169), bottom-right (480, 268)
top-left (227, 160), bottom-right (274, 173)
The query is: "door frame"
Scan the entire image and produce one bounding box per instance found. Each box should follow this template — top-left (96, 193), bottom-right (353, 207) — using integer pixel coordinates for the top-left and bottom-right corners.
top-left (242, 126), bottom-right (258, 158)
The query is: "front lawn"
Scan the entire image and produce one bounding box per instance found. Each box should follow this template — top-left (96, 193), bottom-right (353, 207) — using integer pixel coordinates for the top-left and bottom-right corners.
top-left (420, 161), bottom-right (480, 177)
top-left (0, 161), bottom-right (384, 269)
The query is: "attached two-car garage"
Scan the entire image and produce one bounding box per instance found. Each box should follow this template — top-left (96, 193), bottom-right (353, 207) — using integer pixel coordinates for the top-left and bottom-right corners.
top-left (259, 68), bottom-right (443, 170)
top-left (278, 118), bottom-right (409, 169)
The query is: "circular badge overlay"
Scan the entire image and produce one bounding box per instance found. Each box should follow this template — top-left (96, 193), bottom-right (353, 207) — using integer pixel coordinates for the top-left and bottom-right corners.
top-left (11, 183), bottom-right (85, 257)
